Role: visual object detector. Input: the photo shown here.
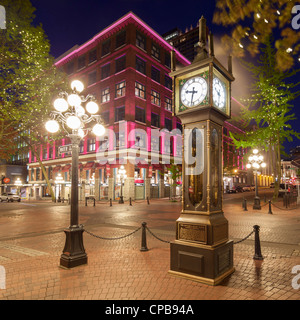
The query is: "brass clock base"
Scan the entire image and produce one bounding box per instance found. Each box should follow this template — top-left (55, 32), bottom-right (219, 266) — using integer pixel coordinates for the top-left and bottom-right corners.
top-left (169, 239), bottom-right (234, 286)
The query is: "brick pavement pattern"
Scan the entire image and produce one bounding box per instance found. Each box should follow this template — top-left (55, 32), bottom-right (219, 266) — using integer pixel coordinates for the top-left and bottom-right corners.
top-left (0, 198), bottom-right (300, 300)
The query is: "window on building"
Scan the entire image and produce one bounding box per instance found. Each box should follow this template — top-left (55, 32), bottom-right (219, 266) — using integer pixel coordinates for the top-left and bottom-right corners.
top-left (165, 97), bottom-right (172, 111)
top-left (165, 52), bottom-right (171, 68)
top-left (135, 106), bottom-right (145, 123)
top-left (135, 82), bottom-right (146, 99)
top-left (88, 71), bottom-right (97, 85)
top-left (79, 141), bottom-right (84, 153)
top-left (151, 135), bottom-right (160, 152)
top-left (135, 132), bottom-right (146, 149)
top-left (116, 30), bottom-right (126, 48)
top-left (165, 118), bottom-right (172, 132)
top-left (101, 63), bottom-right (110, 79)
top-left (151, 112), bottom-right (160, 127)
top-left (115, 81), bottom-right (126, 98)
top-left (49, 147), bottom-right (53, 159)
top-left (165, 75), bottom-right (172, 90)
top-left (66, 61), bottom-right (74, 75)
top-left (151, 43), bottom-right (160, 60)
top-left (151, 66), bottom-right (160, 83)
top-left (36, 168), bottom-right (40, 181)
top-left (115, 131), bottom-right (125, 148)
top-left (136, 31), bottom-right (146, 50)
top-left (88, 48), bottom-right (97, 64)
top-left (115, 55), bottom-right (126, 73)
top-left (136, 56), bottom-right (146, 74)
top-left (176, 137), bottom-right (182, 156)
top-left (43, 148), bottom-right (47, 160)
top-left (151, 90), bottom-right (160, 106)
top-left (115, 106), bottom-right (125, 122)
top-left (101, 39), bottom-right (111, 57)
top-left (99, 136), bottom-right (109, 151)
top-left (87, 138), bottom-right (96, 152)
top-left (78, 55), bottom-right (86, 70)
top-left (101, 111), bottom-right (109, 124)
top-left (176, 122), bottom-right (182, 132)
top-left (101, 87), bottom-right (110, 103)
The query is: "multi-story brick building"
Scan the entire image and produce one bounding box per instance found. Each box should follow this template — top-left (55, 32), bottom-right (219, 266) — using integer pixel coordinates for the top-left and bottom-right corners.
top-left (27, 12), bottom-right (189, 201)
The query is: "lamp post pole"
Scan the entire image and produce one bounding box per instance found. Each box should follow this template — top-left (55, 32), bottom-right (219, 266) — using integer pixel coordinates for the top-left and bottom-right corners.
top-left (118, 165), bottom-right (127, 204)
top-left (45, 80), bottom-right (105, 268)
top-left (246, 149), bottom-right (266, 210)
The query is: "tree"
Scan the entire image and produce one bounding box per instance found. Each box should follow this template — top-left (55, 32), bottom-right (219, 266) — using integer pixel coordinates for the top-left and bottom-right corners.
top-left (229, 37), bottom-right (300, 198)
top-left (213, 0), bottom-right (300, 71)
top-left (0, 0), bottom-right (67, 201)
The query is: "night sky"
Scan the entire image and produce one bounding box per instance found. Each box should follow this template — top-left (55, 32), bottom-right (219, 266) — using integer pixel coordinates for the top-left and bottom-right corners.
top-left (30, 0), bottom-right (300, 153)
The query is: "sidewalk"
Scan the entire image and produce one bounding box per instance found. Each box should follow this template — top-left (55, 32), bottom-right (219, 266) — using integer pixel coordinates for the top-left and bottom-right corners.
top-left (0, 199), bottom-right (299, 300)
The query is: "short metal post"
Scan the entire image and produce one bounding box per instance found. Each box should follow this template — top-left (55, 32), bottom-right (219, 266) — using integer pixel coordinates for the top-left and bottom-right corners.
top-left (147, 196), bottom-right (150, 205)
top-left (129, 197), bottom-right (132, 206)
top-left (268, 200), bottom-right (272, 214)
top-left (140, 222), bottom-right (148, 252)
top-left (243, 199), bottom-right (248, 211)
top-left (110, 198), bottom-right (112, 207)
top-left (85, 197), bottom-right (87, 206)
top-left (93, 198), bottom-right (95, 207)
top-left (253, 225), bottom-right (263, 260)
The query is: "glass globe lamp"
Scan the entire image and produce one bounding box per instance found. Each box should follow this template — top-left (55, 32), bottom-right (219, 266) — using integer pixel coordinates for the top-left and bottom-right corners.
top-left (66, 116), bottom-right (81, 130)
top-left (45, 120), bottom-right (59, 133)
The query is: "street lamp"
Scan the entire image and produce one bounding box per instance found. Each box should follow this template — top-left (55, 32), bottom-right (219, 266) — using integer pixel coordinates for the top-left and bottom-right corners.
top-left (246, 149), bottom-right (266, 210)
top-left (55, 173), bottom-right (64, 202)
top-left (117, 165), bottom-right (127, 204)
top-left (45, 80), bottom-right (105, 268)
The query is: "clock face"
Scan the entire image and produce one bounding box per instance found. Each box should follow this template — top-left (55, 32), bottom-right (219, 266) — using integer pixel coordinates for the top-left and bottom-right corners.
top-left (213, 77), bottom-right (226, 110)
top-left (180, 76), bottom-right (208, 108)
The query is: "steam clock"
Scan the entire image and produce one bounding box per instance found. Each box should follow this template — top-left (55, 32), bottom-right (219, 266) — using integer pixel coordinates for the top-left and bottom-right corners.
top-left (169, 16), bottom-right (235, 285)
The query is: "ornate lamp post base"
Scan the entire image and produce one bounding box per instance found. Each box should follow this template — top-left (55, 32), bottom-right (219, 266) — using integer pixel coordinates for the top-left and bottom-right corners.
top-left (60, 225), bottom-right (87, 269)
top-left (253, 196), bottom-right (261, 210)
top-left (119, 196), bottom-right (124, 204)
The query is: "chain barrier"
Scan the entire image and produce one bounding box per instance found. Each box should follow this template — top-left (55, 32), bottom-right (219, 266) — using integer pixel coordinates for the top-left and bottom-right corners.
top-left (85, 222), bottom-right (263, 260)
top-left (145, 225), bottom-right (170, 244)
top-left (85, 225), bottom-right (142, 240)
top-left (270, 201), bottom-right (298, 211)
top-left (233, 230), bottom-right (254, 244)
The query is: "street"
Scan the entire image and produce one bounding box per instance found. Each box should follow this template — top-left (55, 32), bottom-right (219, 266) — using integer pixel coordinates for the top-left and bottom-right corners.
top-left (0, 189), bottom-right (299, 300)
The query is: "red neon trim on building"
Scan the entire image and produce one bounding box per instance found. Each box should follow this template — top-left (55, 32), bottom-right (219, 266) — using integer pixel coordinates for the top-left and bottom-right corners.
top-left (54, 12), bottom-right (190, 67)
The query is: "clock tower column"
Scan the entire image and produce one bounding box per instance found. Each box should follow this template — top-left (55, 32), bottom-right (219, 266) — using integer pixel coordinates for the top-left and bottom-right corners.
top-left (168, 16), bottom-right (235, 285)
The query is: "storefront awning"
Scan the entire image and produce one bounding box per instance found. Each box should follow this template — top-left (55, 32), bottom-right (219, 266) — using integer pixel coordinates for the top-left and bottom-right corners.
top-left (95, 163), bottom-right (106, 169)
top-left (52, 166), bottom-right (61, 173)
top-left (61, 164), bottom-right (71, 172)
top-left (83, 162), bottom-right (94, 170)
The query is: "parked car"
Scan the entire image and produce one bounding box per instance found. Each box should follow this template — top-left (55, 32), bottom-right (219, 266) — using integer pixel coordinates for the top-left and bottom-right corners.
top-left (270, 183), bottom-right (275, 188)
top-left (242, 185), bottom-right (251, 192)
top-left (250, 185), bottom-right (255, 191)
top-left (227, 187), bottom-right (237, 193)
top-left (0, 193), bottom-right (21, 202)
top-left (235, 185), bottom-right (244, 193)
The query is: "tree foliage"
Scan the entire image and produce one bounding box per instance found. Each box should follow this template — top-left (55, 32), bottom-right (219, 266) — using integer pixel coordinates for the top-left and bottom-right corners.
top-left (229, 37), bottom-right (300, 198)
top-left (0, 0), bottom-right (66, 147)
top-left (0, 0), bottom-right (67, 200)
top-left (213, 0), bottom-right (300, 71)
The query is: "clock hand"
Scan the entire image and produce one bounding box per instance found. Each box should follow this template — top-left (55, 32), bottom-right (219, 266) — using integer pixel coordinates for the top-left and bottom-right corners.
top-left (191, 87), bottom-right (195, 105)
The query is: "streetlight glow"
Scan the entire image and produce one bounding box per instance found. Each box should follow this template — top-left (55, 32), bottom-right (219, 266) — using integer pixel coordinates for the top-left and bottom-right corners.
top-left (71, 80), bottom-right (84, 93)
top-left (86, 101), bottom-right (99, 114)
top-left (45, 120), bottom-right (59, 133)
top-left (54, 98), bottom-right (68, 112)
top-left (67, 93), bottom-right (81, 107)
top-left (66, 116), bottom-right (81, 130)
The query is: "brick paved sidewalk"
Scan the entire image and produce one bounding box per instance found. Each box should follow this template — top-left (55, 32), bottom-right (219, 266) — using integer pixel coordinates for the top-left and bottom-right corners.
top-left (0, 222), bottom-right (299, 301)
